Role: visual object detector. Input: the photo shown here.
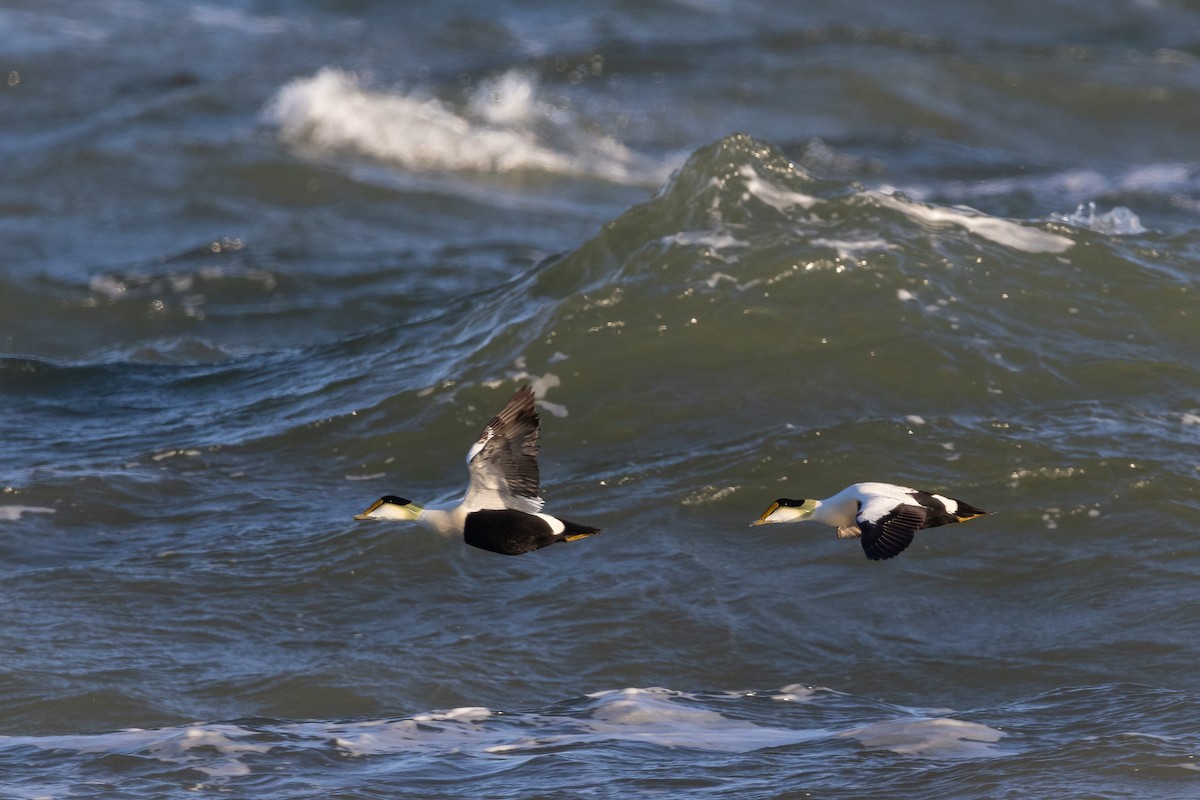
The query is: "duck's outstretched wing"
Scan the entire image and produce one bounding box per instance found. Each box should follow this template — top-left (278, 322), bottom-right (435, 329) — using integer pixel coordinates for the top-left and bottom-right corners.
top-left (462, 385), bottom-right (543, 514)
top-left (858, 504), bottom-right (925, 560)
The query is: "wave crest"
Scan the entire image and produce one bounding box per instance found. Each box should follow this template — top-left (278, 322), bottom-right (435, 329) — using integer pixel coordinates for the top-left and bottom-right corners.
top-left (266, 67), bottom-right (670, 185)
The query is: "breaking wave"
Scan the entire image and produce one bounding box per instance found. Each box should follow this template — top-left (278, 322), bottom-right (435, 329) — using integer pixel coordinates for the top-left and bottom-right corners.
top-left (266, 67), bottom-right (674, 185)
top-left (0, 684), bottom-right (1011, 793)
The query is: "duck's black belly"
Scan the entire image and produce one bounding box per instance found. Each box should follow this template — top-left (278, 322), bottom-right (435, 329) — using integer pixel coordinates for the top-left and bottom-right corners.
top-left (463, 509), bottom-right (560, 555)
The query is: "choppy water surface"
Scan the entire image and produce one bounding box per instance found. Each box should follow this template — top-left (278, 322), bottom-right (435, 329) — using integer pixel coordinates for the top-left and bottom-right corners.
top-left (2, 1), bottom-right (1200, 797)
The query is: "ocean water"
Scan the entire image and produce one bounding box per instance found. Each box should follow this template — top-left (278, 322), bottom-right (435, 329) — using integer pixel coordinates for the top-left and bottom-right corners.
top-left (2, 1), bottom-right (1200, 797)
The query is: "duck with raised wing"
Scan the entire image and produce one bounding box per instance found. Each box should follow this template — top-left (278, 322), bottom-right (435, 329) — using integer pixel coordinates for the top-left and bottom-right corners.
top-left (355, 385), bottom-right (599, 555)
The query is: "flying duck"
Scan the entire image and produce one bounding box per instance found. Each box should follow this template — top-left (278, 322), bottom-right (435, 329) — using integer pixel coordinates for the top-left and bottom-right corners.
top-left (751, 482), bottom-right (991, 560)
top-left (354, 385), bottom-right (600, 555)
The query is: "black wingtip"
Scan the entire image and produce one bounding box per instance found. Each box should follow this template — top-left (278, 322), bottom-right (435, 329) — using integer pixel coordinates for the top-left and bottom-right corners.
top-left (511, 384), bottom-right (535, 406)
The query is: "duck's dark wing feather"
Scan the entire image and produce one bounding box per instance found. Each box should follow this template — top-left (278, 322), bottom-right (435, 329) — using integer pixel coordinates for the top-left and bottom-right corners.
top-left (858, 504), bottom-right (925, 560)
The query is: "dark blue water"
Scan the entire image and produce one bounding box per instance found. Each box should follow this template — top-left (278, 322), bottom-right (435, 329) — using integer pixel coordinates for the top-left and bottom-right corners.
top-left (2, 1), bottom-right (1200, 797)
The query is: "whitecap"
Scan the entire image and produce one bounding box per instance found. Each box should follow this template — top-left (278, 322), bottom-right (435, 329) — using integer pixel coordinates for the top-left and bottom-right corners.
top-left (581, 688), bottom-right (827, 752)
top-left (268, 68), bottom-right (570, 175)
top-left (88, 274), bottom-right (128, 299)
top-left (411, 706), bottom-right (494, 724)
top-left (738, 165), bottom-right (820, 211)
top-left (0, 687), bottom-right (1014, 785)
top-left (770, 684), bottom-right (822, 702)
top-left (266, 68), bottom-right (666, 185)
top-left (467, 70), bottom-right (541, 127)
top-left (871, 191), bottom-right (1074, 254)
top-left (0, 505), bottom-right (55, 522)
top-left (838, 716), bottom-right (1006, 759)
top-left (1049, 202), bottom-right (1148, 235)
top-left (710, 152), bottom-right (1071, 254)
top-left (0, 723), bottom-right (271, 781)
top-left (325, 707), bottom-right (498, 757)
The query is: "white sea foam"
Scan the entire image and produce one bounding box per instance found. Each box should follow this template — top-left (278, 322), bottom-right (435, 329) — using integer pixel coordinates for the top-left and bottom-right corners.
top-left (88, 274), bottom-right (128, 299)
top-left (704, 271), bottom-right (737, 287)
top-left (528, 372), bottom-right (561, 400)
top-left (669, 231), bottom-right (751, 268)
top-left (738, 165), bottom-right (820, 211)
top-left (1049, 202), bottom-right (1147, 235)
top-left (0, 687), bottom-right (1012, 785)
top-left (0, 505), bottom-right (55, 521)
top-left (724, 162), bottom-right (1072, 255)
top-left (667, 230), bottom-right (750, 252)
top-left (537, 401), bottom-right (569, 418)
top-left (581, 688), bottom-right (826, 751)
top-left (344, 472), bottom-right (387, 481)
top-left (267, 68), bottom-right (666, 185)
top-left (0, 723), bottom-right (270, 780)
top-left (680, 485), bottom-right (740, 506)
top-left (412, 706), bottom-right (494, 723)
top-left (151, 449), bottom-right (202, 462)
top-left (509, 371), bottom-right (568, 417)
top-left (328, 708), bottom-right (498, 757)
top-left (268, 68), bottom-right (568, 174)
top-left (811, 237), bottom-right (897, 261)
top-left (871, 191), bottom-right (1074, 254)
top-left (770, 684), bottom-right (822, 702)
top-left (897, 162), bottom-right (1199, 208)
top-left (467, 70), bottom-right (541, 127)
top-left (838, 717), bottom-right (1006, 759)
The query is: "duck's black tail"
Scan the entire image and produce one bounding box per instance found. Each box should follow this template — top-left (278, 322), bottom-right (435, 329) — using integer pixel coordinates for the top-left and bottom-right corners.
top-left (953, 501), bottom-right (992, 522)
top-left (557, 518), bottom-right (601, 543)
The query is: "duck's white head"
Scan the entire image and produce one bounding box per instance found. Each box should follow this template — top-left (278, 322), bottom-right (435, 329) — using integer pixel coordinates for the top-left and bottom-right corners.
top-left (751, 498), bottom-right (819, 526)
top-left (354, 495), bottom-right (424, 521)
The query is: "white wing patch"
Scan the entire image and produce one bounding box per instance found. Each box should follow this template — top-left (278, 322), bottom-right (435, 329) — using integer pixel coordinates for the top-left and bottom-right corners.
top-left (535, 513), bottom-right (566, 536)
top-left (854, 483), bottom-right (916, 525)
top-left (929, 493), bottom-right (958, 515)
top-left (460, 387), bottom-right (544, 515)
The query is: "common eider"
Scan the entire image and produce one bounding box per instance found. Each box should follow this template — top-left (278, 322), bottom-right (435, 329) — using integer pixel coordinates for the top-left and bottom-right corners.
top-left (354, 385), bottom-right (600, 556)
top-left (751, 482), bottom-right (991, 560)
